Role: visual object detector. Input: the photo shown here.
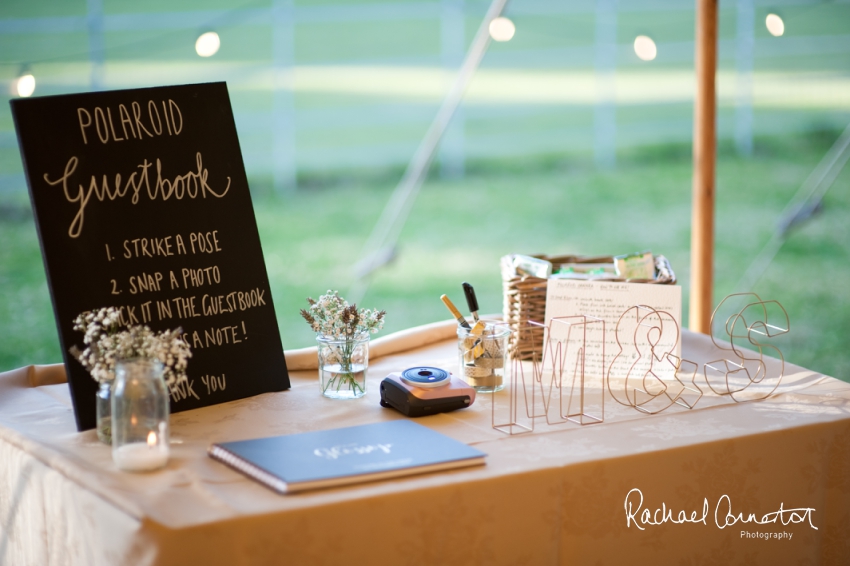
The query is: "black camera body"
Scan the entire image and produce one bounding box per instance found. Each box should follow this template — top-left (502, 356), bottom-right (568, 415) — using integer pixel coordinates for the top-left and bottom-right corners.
top-left (380, 367), bottom-right (476, 418)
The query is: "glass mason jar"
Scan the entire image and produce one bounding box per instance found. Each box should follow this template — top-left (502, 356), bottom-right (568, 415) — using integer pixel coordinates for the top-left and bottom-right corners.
top-left (457, 323), bottom-right (511, 393)
top-left (316, 334), bottom-right (369, 399)
top-left (111, 358), bottom-right (170, 472)
top-left (96, 381), bottom-right (112, 444)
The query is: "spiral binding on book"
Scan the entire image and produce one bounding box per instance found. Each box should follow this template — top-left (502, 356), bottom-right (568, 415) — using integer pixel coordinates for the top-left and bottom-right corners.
top-left (208, 444), bottom-right (288, 494)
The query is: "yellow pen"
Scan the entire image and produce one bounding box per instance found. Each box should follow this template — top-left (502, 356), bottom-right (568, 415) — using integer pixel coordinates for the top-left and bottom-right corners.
top-left (440, 294), bottom-right (471, 329)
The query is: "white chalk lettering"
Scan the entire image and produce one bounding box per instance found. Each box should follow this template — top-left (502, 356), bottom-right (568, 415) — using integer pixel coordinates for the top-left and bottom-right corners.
top-left (200, 373), bottom-right (226, 395)
top-left (122, 236), bottom-right (174, 259)
top-left (188, 231), bottom-right (222, 254)
top-left (170, 296), bottom-right (200, 318)
top-left (77, 108), bottom-right (92, 144)
top-left (203, 325), bottom-right (242, 347)
top-left (156, 299), bottom-right (173, 320)
top-left (170, 376), bottom-right (200, 402)
top-left (181, 265), bottom-right (221, 289)
top-left (128, 271), bottom-right (164, 295)
top-left (78, 98), bottom-right (182, 145)
top-left (43, 153), bottom-right (230, 238)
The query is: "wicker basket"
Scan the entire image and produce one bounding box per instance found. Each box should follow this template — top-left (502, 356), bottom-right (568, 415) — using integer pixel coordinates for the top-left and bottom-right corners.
top-left (501, 253), bottom-right (676, 360)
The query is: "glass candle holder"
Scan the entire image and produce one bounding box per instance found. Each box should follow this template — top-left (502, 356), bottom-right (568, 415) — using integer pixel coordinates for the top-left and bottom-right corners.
top-left (457, 322), bottom-right (511, 393)
top-left (95, 381), bottom-right (112, 445)
top-left (316, 334), bottom-right (369, 399)
top-left (111, 358), bottom-right (170, 472)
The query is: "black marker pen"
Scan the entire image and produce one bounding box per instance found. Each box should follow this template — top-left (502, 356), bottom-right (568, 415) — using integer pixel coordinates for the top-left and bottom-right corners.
top-left (462, 282), bottom-right (480, 322)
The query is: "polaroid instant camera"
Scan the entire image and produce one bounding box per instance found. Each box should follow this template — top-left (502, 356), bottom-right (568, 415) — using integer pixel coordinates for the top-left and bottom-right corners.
top-left (380, 367), bottom-right (476, 418)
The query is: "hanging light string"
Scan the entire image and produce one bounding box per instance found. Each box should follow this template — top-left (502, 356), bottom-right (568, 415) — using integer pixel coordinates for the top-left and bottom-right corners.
top-left (347, 0), bottom-right (511, 304)
top-left (0, 0), bottom-right (266, 67)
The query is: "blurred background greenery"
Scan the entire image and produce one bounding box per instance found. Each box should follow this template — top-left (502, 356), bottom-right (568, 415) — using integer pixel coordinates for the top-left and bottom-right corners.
top-left (1, 0), bottom-right (848, 381)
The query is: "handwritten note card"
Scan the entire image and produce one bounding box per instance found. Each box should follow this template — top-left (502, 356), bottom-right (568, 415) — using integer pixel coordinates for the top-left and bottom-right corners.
top-left (12, 82), bottom-right (290, 431)
top-left (544, 280), bottom-right (682, 381)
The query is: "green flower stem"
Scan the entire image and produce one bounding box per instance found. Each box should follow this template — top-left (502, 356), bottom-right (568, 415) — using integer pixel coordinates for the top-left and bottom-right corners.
top-left (320, 338), bottom-right (366, 395)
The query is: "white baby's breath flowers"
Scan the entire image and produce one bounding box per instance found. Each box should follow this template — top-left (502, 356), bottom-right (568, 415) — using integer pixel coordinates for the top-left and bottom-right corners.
top-left (300, 290), bottom-right (385, 339)
top-left (71, 307), bottom-right (192, 387)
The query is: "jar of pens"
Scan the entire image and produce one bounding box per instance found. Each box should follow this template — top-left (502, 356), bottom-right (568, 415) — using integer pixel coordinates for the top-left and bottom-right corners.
top-left (441, 283), bottom-right (510, 393)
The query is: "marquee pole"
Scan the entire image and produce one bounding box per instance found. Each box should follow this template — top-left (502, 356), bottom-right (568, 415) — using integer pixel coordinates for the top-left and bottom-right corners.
top-left (689, 0), bottom-right (718, 334)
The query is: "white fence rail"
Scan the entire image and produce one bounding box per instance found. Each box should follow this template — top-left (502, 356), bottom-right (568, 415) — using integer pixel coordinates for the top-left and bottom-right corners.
top-left (1, 0), bottom-right (848, 194)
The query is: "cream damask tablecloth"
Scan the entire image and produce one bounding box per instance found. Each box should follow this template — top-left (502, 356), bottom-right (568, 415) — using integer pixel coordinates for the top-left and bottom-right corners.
top-left (1, 320), bottom-right (849, 565)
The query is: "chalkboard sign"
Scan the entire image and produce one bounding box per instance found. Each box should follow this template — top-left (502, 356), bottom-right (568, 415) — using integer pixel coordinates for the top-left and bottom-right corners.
top-left (11, 82), bottom-right (290, 431)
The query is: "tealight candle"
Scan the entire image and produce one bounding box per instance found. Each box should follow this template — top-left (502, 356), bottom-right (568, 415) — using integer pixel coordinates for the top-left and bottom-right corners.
top-left (113, 438), bottom-right (169, 472)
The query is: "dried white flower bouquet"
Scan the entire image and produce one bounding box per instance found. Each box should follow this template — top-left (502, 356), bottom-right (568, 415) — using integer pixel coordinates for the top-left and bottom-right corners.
top-left (300, 290), bottom-right (386, 340)
top-left (70, 306), bottom-right (192, 387)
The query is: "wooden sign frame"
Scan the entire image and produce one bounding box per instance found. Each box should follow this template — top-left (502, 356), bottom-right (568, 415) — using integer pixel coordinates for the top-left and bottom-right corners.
top-left (11, 82), bottom-right (290, 431)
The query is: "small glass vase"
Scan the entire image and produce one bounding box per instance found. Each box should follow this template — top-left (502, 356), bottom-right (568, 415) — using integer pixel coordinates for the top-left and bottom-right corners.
top-left (111, 358), bottom-right (170, 472)
top-left (96, 381), bottom-right (112, 445)
top-left (316, 334), bottom-right (369, 399)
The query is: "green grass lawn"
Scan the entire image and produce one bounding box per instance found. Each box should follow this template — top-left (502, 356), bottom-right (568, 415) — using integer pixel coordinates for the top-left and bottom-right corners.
top-left (2, 131), bottom-right (848, 381)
